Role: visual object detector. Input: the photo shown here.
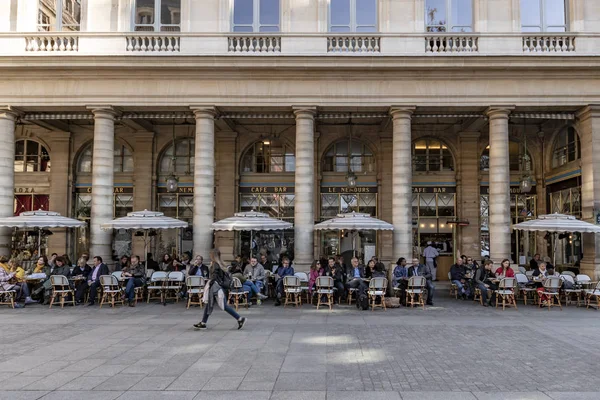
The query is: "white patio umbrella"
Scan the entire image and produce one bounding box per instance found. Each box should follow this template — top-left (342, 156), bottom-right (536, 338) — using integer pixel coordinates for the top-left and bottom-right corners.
top-left (0, 210), bottom-right (86, 255)
top-left (512, 213), bottom-right (600, 266)
top-left (314, 212), bottom-right (393, 257)
top-left (211, 212), bottom-right (293, 258)
top-left (101, 210), bottom-right (188, 269)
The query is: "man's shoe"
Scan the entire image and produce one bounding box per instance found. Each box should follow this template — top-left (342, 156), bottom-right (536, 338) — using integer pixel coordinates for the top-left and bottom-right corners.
top-left (85, 302), bottom-right (95, 307)
top-left (24, 297), bottom-right (38, 305)
top-left (274, 300), bottom-right (281, 306)
top-left (193, 322), bottom-right (207, 330)
top-left (14, 303), bottom-right (24, 309)
top-left (128, 301), bottom-right (135, 307)
top-left (237, 317), bottom-right (247, 330)
top-left (426, 301), bottom-right (433, 306)
top-left (258, 293), bottom-right (268, 300)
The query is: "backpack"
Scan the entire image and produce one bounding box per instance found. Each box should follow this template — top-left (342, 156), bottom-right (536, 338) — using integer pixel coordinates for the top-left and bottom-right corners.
top-left (356, 293), bottom-right (369, 310)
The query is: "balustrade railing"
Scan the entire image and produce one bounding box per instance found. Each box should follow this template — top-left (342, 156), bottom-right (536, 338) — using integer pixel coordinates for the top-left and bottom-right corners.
top-left (126, 35), bottom-right (180, 52)
top-left (425, 35), bottom-right (478, 53)
top-left (25, 36), bottom-right (78, 52)
top-left (522, 35), bottom-right (575, 53)
top-left (327, 36), bottom-right (380, 53)
top-left (228, 36), bottom-right (281, 53)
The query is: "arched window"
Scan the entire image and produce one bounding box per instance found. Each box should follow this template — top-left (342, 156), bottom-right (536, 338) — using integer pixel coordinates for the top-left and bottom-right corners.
top-left (552, 126), bottom-right (580, 168)
top-left (159, 138), bottom-right (195, 175)
top-left (322, 140), bottom-right (374, 173)
top-left (521, 0), bottom-right (567, 32)
top-left (14, 140), bottom-right (51, 172)
top-left (241, 140), bottom-right (295, 173)
top-left (77, 143), bottom-right (134, 173)
top-left (480, 141), bottom-right (532, 172)
top-left (412, 139), bottom-right (454, 172)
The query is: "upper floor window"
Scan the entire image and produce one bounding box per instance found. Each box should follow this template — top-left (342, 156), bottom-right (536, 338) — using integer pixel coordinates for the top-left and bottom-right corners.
top-left (323, 140), bottom-right (375, 173)
top-left (480, 141), bottom-right (532, 172)
top-left (413, 139), bottom-right (454, 172)
top-left (241, 140), bottom-right (295, 173)
top-left (329, 0), bottom-right (377, 32)
top-left (14, 140), bottom-right (51, 172)
top-left (552, 126), bottom-right (580, 168)
top-left (159, 138), bottom-right (194, 175)
top-left (521, 0), bottom-right (567, 32)
top-left (233, 0), bottom-right (280, 32)
top-left (134, 0), bottom-right (181, 32)
top-left (426, 0), bottom-right (473, 32)
top-left (37, 0), bottom-right (81, 32)
top-left (77, 143), bottom-right (134, 173)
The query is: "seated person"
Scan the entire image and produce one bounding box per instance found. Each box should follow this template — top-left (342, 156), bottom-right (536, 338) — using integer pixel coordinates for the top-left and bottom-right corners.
top-left (86, 256), bottom-right (109, 306)
top-left (308, 260), bottom-right (320, 296)
top-left (330, 258), bottom-right (346, 303)
top-left (41, 256), bottom-right (71, 305)
top-left (232, 262), bottom-right (267, 304)
top-left (407, 258), bottom-right (435, 306)
top-left (530, 253), bottom-right (540, 271)
top-left (0, 261), bottom-right (35, 306)
top-left (243, 256), bottom-right (266, 293)
top-left (8, 259), bottom-right (26, 283)
top-left (495, 259), bottom-right (515, 279)
top-left (72, 257), bottom-right (92, 304)
top-left (345, 257), bottom-right (367, 300)
top-left (189, 255), bottom-right (209, 278)
top-left (121, 255), bottom-right (145, 307)
top-left (532, 261), bottom-right (550, 307)
top-left (0, 256), bottom-right (9, 273)
top-left (450, 257), bottom-right (470, 300)
top-left (392, 257), bottom-right (408, 304)
top-left (365, 259), bottom-right (376, 279)
top-left (474, 260), bottom-right (496, 307)
top-left (274, 257), bottom-right (294, 306)
top-left (372, 262), bottom-right (386, 278)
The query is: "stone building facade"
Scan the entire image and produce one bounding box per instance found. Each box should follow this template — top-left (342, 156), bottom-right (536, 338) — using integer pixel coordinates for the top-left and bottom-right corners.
top-left (0, 0), bottom-right (599, 278)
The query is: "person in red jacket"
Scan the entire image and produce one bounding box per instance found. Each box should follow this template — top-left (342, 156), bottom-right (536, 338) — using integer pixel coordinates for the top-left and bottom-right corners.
top-left (495, 259), bottom-right (515, 279)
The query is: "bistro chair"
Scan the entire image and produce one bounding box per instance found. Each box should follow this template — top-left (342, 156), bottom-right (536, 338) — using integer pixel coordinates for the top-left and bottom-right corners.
top-left (561, 271), bottom-right (576, 279)
top-left (576, 274), bottom-right (593, 290)
top-left (518, 266), bottom-right (527, 274)
top-left (295, 272), bottom-right (311, 304)
top-left (316, 276), bottom-right (334, 310)
top-left (164, 271), bottom-right (185, 304)
top-left (145, 269), bottom-right (155, 281)
top-left (99, 275), bottom-right (124, 308)
top-left (265, 270), bottom-right (275, 298)
top-left (49, 275), bottom-right (75, 309)
top-left (284, 275), bottom-right (302, 308)
top-left (406, 276), bottom-right (426, 309)
top-left (186, 276), bottom-right (205, 309)
top-left (0, 287), bottom-right (17, 308)
top-left (495, 277), bottom-right (517, 311)
top-left (368, 277), bottom-right (387, 311)
top-left (560, 274), bottom-right (582, 307)
top-left (228, 277), bottom-right (248, 311)
top-left (448, 272), bottom-right (458, 299)
top-left (540, 276), bottom-right (562, 311)
top-left (147, 271), bottom-right (167, 303)
top-left (525, 270), bottom-right (534, 280)
top-left (585, 281), bottom-right (600, 310)
top-left (516, 273), bottom-right (537, 305)
top-left (347, 287), bottom-right (358, 305)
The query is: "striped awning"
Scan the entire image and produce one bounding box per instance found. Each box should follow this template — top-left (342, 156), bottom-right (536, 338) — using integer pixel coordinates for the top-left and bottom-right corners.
top-left (0, 210), bottom-right (86, 229)
top-left (212, 212), bottom-right (293, 231)
top-left (512, 213), bottom-right (600, 233)
top-left (101, 210), bottom-right (187, 230)
top-left (314, 212), bottom-right (394, 231)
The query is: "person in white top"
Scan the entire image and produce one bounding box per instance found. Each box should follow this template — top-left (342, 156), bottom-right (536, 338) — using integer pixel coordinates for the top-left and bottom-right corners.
top-left (423, 242), bottom-right (440, 281)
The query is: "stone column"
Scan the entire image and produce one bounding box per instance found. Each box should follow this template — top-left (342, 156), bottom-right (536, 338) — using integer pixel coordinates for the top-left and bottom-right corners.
top-left (486, 106), bottom-right (514, 262)
top-left (577, 105), bottom-right (600, 279)
top-left (191, 106), bottom-right (216, 258)
top-left (88, 106), bottom-right (118, 265)
top-left (214, 131), bottom-right (238, 259)
top-left (48, 131), bottom-right (72, 255)
top-left (390, 107), bottom-right (415, 260)
top-left (458, 132), bottom-right (481, 257)
top-left (379, 134), bottom-right (394, 264)
top-left (293, 106), bottom-right (317, 269)
top-left (0, 107), bottom-right (19, 257)
top-left (132, 131), bottom-right (155, 257)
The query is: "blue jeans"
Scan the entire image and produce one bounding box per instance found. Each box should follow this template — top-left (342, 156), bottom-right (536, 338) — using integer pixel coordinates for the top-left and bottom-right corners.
top-left (125, 278), bottom-right (143, 302)
top-left (254, 280), bottom-right (264, 292)
top-left (452, 280), bottom-right (470, 296)
top-left (201, 292), bottom-right (240, 323)
top-left (243, 281), bottom-right (261, 302)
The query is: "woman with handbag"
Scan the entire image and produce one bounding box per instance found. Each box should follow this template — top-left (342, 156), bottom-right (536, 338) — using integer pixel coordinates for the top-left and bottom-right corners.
top-left (194, 248), bottom-right (247, 331)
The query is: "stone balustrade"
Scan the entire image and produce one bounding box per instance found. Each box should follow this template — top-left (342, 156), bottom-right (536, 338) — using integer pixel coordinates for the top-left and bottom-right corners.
top-left (228, 36), bottom-right (281, 53)
top-left (327, 36), bottom-right (381, 53)
top-left (522, 35), bottom-right (575, 53)
top-left (126, 35), bottom-right (180, 52)
top-left (425, 35), bottom-right (478, 53)
top-left (25, 36), bottom-right (78, 52)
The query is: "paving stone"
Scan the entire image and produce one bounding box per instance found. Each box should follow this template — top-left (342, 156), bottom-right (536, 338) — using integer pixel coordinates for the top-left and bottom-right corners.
top-left (473, 393), bottom-right (553, 400)
top-left (270, 391), bottom-right (327, 400)
top-left (193, 391), bottom-right (271, 400)
top-left (41, 391), bottom-right (123, 400)
top-left (0, 391), bottom-right (48, 400)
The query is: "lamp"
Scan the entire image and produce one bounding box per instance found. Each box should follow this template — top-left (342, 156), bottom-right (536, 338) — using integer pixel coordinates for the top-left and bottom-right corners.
top-left (345, 124), bottom-right (357, 187)
top-left (519, 117), bottom-right (534, 193)
top-left (166, 116), bottom-right (179, 193)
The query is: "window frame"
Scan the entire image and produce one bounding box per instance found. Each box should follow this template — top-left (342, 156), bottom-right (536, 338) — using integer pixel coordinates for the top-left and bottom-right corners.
top-left (133, 0), bottom-right (182, 32)
top-left (241, 141), bottom-right (295, 174)
top-left (159, 138), bottom-right (195, 176)
top-left (425, 0), bottom-right (473, 33)
top-left (328, 0), bottom-right (378, 33)
top-left (14, 139), bottom-right (51, 173)
top-left (231, 0), bottom-right (281, 33)
top-left (76, 142), bottom-right (134, 174)
top-left (37, 0), bottom-right (81, 32)
top-left (322, 140), bottom-right (375, 174)
top-left (412, 138), bottom-right (454, 173)
top-left (521, 0), bottom-right (568, 32)
top-left (552, 126), bottom-right (580, 168)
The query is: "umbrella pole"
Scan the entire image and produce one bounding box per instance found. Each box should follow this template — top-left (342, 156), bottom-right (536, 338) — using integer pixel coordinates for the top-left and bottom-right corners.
top-left (250, 229), bottom-right (253, 259)
top-left (38, 227), bottom-right (41, 256)
top-left (144, 230), bottom-right (149, 274)
top-left (553, 232), bottom-right (558, 267)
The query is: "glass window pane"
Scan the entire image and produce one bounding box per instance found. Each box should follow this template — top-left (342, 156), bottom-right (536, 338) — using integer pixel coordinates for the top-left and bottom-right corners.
top-left (419, 194), bottom-right (436, 217)
top-left (356, 0), bottom-right (376, 27)
top-left (234, 0), bottom-right (254, 25)
top-left (330, 26), bottom-right (351, 32)
top-left (259, 25), bottom-right (280, 32)
top-left (234, 25), bottom-right (254, 32)
top-left (15, 141), bottom-right (25, 157)
top-left (438, 194), bottom-right (455, 216)
top-left (26, 141), bottom-right (39, 156)
top-left (161, 0), bottom-right (181, 25)
top-left (341, 194), bottom-right (358, 213)
top-left (451, 0), bottom-right (472, 30)
top-left (38, 0), bottom-right (57, 30)
top-left (426, 0), bottom-right (447, 28)
top-left (62, 0), bottom-right (81, 30)
top-left (413, 140), bottom-right (427, 172)
top-left (285, 154), bottom-right (295, 172)
top-left (545, 0), bottom-right (565, 27)
top-left (260, 0), bottom-right (279, 26)
top-left (521, 0), bottom-right (541, 28)
top-left (136, 0), bottom-right (155, 25)
top-left (331, 0), bottom-right (351, 26)
top-left (123, 156), bottom-right (134, 172)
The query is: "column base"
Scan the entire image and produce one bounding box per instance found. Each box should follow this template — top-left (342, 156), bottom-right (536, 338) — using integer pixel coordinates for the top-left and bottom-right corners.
top-left (579, 260), bottom-right (600, 280)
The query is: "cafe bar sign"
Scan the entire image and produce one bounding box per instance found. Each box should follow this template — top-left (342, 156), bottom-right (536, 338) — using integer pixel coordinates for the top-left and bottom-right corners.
top-left (321, 186), bottom-right (378, 193)
top-left (158, 186), bottom-right (195, 194)
top-left (239, 186), bottom-right (295, 194)
top-left (76, 186), bottom-right (134, 194)
top-left (412, 186), bottom-right (456, 194)
top-left (480, 186), bottom-right (536, 195)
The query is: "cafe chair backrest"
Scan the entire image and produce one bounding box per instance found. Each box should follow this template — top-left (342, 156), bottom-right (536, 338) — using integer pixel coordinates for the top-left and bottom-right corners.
top-left (499, 277), bottom-right (516, 289)
top-left (150, 271), bottom-right (168, 282)
top-left (284, 275), bottom-right (300, 287)
top-left (515, 273), bottom-right (529, 284)
top-left (518, 266), bottom-right (526, 274)
top-left (408, 276), bottom-right (425, 288)
top-left (525, 270), bottom-right (534, 279)
top-left (562, 271), bottom-right (576, 278)
top-left (294, 272), bottom-right (308, 282)
top-left (167, 271), bottom-right (184, 282)
top-left (50, 275), bottom-right (69, 286)
top-left (316, 276), bottom-right (333, 288)
top-left (111, 271), bottom-right (122, 280)
top-left (560, 274), bottom-right (575, 285)
top-left (231, 277), bottom-right (243, 289)
top-left (544, 276), bottom-right (562, 291)
top-left (370, 277), bottom-right (387, 290)
top-left (100, 274), bottom-right (118, 287)
top-left (576, 274), bottom-right (591, 284)
top-left (145, 269), bottom-right (155, 279)
top-left (186, 275), bottom-right (204, 288)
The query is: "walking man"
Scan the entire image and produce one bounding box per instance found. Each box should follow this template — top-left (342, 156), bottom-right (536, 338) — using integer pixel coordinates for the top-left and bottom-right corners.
top-left (423, 241), bottom-right (439, 281)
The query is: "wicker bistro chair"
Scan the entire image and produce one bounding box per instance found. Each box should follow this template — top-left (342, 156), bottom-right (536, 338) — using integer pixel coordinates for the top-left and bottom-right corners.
top-left (560, 274), bottom-right (582, 307)
top-left (576, 274), bottom-right (593, 290)
top-left (562, 271), bottom-right (576, 279)
top-left (0, 286), bottom-right (16, 308)
top-left (368, 277), bottom-right (387, 311)
top-left (495, 277), bottom-right (518, 310)
top-left (99, 275), bottom-right (125, 308)
top-left (525, 270), bottom-right (534, 280)
top-left (147, 271), bottom-right (168, 303)
top-left (406, 276), bottom-right (426, 309)
top-left (186, 276), bottom-right (205, 309)
top-left (516, 273), bottom-right (537, 305)
top-left (316, 276), bottom-right (334, 310)
top-left (164, 271), bottom-right (185, 303)
top-left (585, 281), bottom-right (600, 310)
top-left (448, 272), bottom-right (458, 299)
top-left (49, 275), bottom-right (75, 308)
top-left (111, 271), bottom-right (124, 286)
top-left (228, 277), bottom-right (249, 311)
top-left (540, 276), bottom-right (562, 311)
top-left (295, 272), bottom-right (311, 304)
top-left (347, 287), bottom-right (359, 305)
top-left (284, 275), bottom-right (302, 308)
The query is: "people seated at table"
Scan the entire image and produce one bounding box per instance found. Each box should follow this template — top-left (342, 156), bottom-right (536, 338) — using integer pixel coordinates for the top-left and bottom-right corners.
top-left (365, 259), bottom-right (376, 279)
top-left (407, 258), bottom-right (435, 306)
top-left (372, 262), bottom-right (386, 278)
top-left (273, 257), bottom-right (294, 306)
top-left (86, 256), bottom-right (109, 306)
top-left (260, 254), bottom-right (273, 274)
top-left (308, 260), bottom-right (320, 297)
top-left (7, 258), bottom-right (25, 282)
top-left (392, 257), bottom-right (408, 305)
top-left (532, 261), bottom-right (551, 307)
top-left (33, 255), bottom-right (48, 274)
top-left (243, 256), bottom-right (266, 293)
top-left (179, 253), bottom-right (191, 271)
top-left (0, 260), bottom-right (36, 306)
top-left (450, 257), bottom-right (470, 300)
top-left (48, 253), bottom-right (58, 268)
top-left (495, 259), bottom-right (515, 279)
top-left (542, 256), bottom-right (554, 271)
top-left (160, 254), bottom-right (174, 272)
top-left (474, 260), bottom-right (496, 307)
top-left (0, 256), bottom-right (9, 273)
top-left (116, 255), bottom-right (129, 272)
top-left (345, 257), bottom-right (367, 300)
top-left (72, 257), bottom-right (92, 304)
top-left (330, 257), bottom-right (346, 303)
top-left (546, 265), bottom-right (559, 278)
top-left (122, 255), bottom-right (145, 307)
top-left (38, 256), bottom-right (71, 305)
top-left (189, 255), bottom-right (209, 278)
top-left (231, 262), bottom-right (267, 305)
top-left (530, 253), bottom-right (540, 271)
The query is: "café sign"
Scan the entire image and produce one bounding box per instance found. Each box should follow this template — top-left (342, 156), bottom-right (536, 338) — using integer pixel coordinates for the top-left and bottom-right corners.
top-left (76, 186), bottom-right (134, 194)
top-left (480, 186), bottom-right (536, 195)
top-left (412, 186), bottom-right (456, 194)
top-left (321, 186), bottom-right (378, 194)
top-left (239, 186), bottom-right (295, 194)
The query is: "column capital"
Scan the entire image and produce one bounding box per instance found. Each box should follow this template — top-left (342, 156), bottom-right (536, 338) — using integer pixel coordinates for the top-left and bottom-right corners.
top-left (0, 106), bottom-right (23, 121)
top-left (190, 106), bottom-right (217, 119)
top-left (292, 106), bottom-right (317, 119)
top-left (389, 106), bottom-right (416, 119)
top-left (576, 105), bottom-right (600, 122)
top-left (485, 106), bottom-right (515, 120)
top-left (86, 105), bottom-right (121, 119)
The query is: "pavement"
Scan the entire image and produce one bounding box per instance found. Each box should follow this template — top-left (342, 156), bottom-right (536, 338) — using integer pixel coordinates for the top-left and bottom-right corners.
top-left (1, 284), bottom-right (600, 400)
